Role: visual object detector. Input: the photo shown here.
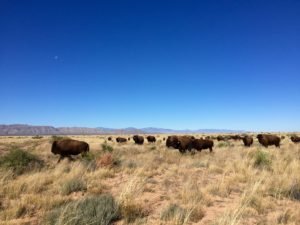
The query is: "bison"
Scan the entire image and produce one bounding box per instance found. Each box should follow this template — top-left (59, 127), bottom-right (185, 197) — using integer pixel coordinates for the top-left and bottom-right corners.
top-left (116, 137), bottom-right (127, 143)
top-left (166, 135), bottom-right (178, 148)
top-left (133, 135), bottom-right (144, 145)
top-left (190, 138), bottom-right (214, 152)
top-left (146, 135), bottom-right (156, 143)
top-left (217, 135), bottom-right (226, 141)
top-left (107, 137), bottom-right (113, 141)
top-left (291, 135), bottom-right (300, 143)
top-left (166, 135), bottom-right (195, 153)
top-left (229, 135), bottom-right (242, 141)
top-left (242, 136), bottom-right (253, 147)
top-left (51, 139), bottom-right (89, 163)
top-left (257, 134), bottom-right (280, 148)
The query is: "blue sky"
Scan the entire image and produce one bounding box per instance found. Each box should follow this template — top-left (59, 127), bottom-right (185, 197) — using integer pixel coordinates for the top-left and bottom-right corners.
top-left (0, 0), bottom-right (299, 131)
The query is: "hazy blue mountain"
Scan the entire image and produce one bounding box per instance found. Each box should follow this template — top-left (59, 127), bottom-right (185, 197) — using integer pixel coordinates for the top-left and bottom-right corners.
top-left (0, 124), bottom-right (245, 136)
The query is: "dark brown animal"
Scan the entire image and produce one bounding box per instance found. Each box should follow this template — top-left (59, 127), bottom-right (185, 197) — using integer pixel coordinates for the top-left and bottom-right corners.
top-left (51, 139), bottom-right (89, 162)
top-left (242, 136), bottom-right (253, 147)
top-left (217, 135), bottom-right (226, 141)
top-left (107, 137), bottom-right (113, 141)
top-left (128, 137), bottom-right (131, 141)
top-left (281, 136), bottom-right (285, 140)
top-left (166, 135), bottom-right (178, 148)
top-left (166, 135), bottom-right (194, 153)
top-left (190, 138), bottom-right (214, 152)
top-left (146, 135), bottom-right (156, 143)
top-left (133, 135), bottom-right (144, 145)
top-left (163, 137), bottom-right (166, 141)
top-left (229, 135), bottom-right (242, 141)
top-left (116, 137), bottom-right (127, 143)
top-left (176, 136), bottom-right (195, 153)
top-left (291, 135), bottom-right (300, 143)
top-left (257, 134), bottom-right (280, 148)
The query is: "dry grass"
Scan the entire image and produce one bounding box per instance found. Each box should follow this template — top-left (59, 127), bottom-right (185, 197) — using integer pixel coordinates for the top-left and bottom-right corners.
top-left (0, 134), bottom-right (299, 224)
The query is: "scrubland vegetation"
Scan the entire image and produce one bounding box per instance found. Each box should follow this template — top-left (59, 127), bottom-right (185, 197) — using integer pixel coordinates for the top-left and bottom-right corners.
top-left (0, 134), bottom-right (300, 225)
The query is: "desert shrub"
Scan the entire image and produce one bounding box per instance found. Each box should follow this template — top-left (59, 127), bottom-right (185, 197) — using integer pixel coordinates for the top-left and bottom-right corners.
top-left (102, 142), bottom-right (114, 153)
top-left (45, 194), bottom-right (120, 225)
top-left (160, 204), bottom-right (188, 225)
top-left (32, 135), bottom-right (43, 139)
top-left (50, 135), bottom-right (68, 142)
top-left (149, 146), bottom-right (156, 151)
top-left (189, 206), bottom-right (205, 223)
top-left (96, 153), bottom-right (121, 168)
top-left (80, 152), bottom-right (98, 171)
top-left (277, 209), bottom-right (293, 224)
top-left (61, 178), bottom-right (87, 195)
top-left (121, 202), bottom-right (148, 223)
top-left (253, 150), bottom-right (271, 169)
top-left (126, 160), bottom-right (137, 169)
top-left (0, 148), bottom-right (43, 175)
top-left (217, 141), bottom-right (232, 148)
top-left (286, 180), bottom-right (300, 201)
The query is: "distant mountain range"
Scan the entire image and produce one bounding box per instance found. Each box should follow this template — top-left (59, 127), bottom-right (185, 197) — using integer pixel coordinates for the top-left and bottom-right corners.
top-left (0, 124), bottom-right (245, 136)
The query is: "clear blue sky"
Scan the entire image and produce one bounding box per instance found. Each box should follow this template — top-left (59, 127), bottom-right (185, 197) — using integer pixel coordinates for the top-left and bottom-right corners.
top-left (1, 0), bottom-right (299, 131)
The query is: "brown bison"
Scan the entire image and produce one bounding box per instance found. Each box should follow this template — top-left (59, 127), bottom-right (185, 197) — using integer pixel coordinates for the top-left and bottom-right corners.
top-left (128, 137), bottom-right (131, 141)
top-left (166, 135), bottom-right (195, 153)
top-left (163, 137), bottom-right (166, 141)
top-left (191, 138), bottom-right (214, 152)
top-left (217, 135), bottom-right (226, 141)
top-left (229, 135), bottom-right (242, 141)
top-left (166, 135), bottom-right (178, 148)
top-left (242, 136), bottom-right (253, 147)
top-left (116, 137), bottom-right (127, 143)
top-left (107, 137), bottom-right (113, 141)
top-left (176, 136), bottom-right (195, 153)
top-left (133, 135), bottom-right (144, 145)
top-left (51, 139), bottom-right (89, 162)
top-left (146, 135), bottom-right (156, 143)
top-left (257, 134), bottom-right (280, 148)
top-left (291, 135), bottom-right (300, 143)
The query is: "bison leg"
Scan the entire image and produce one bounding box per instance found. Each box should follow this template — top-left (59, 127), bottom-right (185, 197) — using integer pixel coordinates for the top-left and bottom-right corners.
top-left (209, 147), bottom-right (213, 152)
top-left (57, 156), bottom-right (64, 163)
top-left (67, 155), bottom-right (75, 161)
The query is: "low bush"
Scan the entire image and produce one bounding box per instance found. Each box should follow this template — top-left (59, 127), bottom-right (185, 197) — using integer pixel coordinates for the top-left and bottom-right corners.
top-left (160, 204), bottom-right (189, 225)
top-left (45, 194), bottom-right (120, 225)
top-left (102, 142), bottom-right (114, 153)
top-left (121, 202), bottom-right (148, 223)
top-left (0, 148), bottom-right (43, 175)
top-left (253, 150), bottom-right (271, 169)
top-left (61, 178), bottom-right (87, 195)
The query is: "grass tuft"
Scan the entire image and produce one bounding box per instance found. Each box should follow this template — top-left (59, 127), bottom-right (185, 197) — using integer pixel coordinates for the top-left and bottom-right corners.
top-left (0, 148), bottom-right (43, 175)
top-left (45, 194), bottom-right (120, 225)
top-left (61, 177), bottom-right (87, 195)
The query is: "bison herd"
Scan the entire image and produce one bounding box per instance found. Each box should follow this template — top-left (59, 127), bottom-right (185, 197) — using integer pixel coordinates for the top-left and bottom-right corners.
top-left (51, 134), bottom-right (300, 162)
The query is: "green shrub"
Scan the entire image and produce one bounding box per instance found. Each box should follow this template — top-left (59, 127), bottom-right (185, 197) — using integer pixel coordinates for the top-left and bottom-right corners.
top-left (45, 194), bottom-right (120, 225)
top-left (0, 148), bottom-right (43, 175)
top-left (217, 141), bottom-right (232, 148)
top-left (102, 142), bottom-right (114, 153)
top-left (50, 135), bottom-right (68, 142)
top-left (61, 178), bottom-right (87, 195)
top-left (254, 150), bottom-right (271, 169)
top-left (32, 135), bottom-right (43, 139)
top-left (160, 204), bottom-right (188, 224)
